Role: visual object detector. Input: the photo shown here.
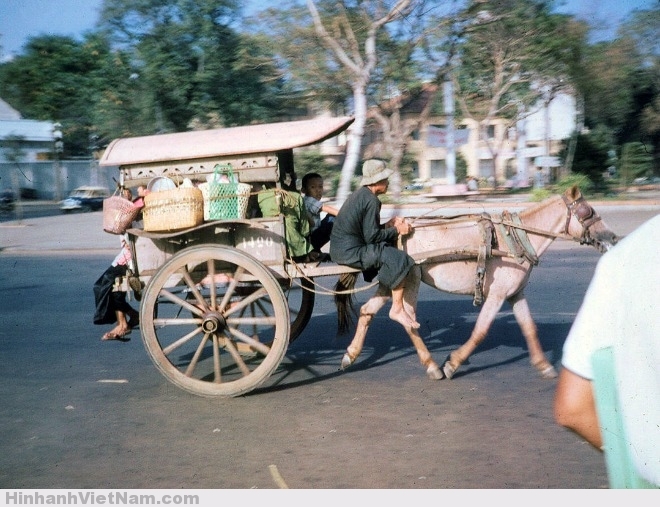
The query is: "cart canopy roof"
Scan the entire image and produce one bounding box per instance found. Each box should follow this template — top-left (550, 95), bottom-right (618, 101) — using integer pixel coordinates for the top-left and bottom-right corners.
top-left (100, 116), bottom-right (354, 167)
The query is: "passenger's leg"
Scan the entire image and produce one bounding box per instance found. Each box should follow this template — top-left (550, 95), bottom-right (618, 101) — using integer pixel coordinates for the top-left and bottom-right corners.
top-left (389, 280), bottom-right (420, 329)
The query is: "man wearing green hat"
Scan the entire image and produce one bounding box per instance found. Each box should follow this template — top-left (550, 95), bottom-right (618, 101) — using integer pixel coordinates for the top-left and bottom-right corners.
top-left (330, 159), bottom-right (419, 329)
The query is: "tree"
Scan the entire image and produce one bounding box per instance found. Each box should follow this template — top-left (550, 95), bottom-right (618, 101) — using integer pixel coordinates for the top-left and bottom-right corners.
top-left (620, 142), bottom-right (653, 185)
top-left (454, 0), bottom-right (582, 186)
top-left (0, 34), bottom-right (113, 156)
top-left (560, 127), bottom-right (609, 190)
top-left (305, 0), bottom-right (415, 203)
top-left (97, 0), bottom-right (290, 134)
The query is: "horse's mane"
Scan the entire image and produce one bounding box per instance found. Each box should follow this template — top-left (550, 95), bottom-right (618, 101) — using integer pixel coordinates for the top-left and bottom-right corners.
top-left (517, 193), bottom-right (563, 221)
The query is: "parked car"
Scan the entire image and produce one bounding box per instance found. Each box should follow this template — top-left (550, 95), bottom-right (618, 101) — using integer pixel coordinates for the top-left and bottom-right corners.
top-left (60, 186), bottom-right (110, 213)
top-left (0, 189), bottom-right (15, 213)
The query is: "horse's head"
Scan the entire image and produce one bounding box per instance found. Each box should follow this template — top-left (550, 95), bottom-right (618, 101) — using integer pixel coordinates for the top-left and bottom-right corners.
top-left (562, 186), bottom-right (619, 253)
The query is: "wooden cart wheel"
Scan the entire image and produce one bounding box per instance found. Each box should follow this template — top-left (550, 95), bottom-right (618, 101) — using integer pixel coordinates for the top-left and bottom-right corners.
top-left (284, 277), bottom-right (315, 343)
top-left (140, 244), bottom-right (290, 398)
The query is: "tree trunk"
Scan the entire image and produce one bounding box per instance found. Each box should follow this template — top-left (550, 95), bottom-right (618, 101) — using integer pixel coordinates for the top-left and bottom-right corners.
top-left (336, 83), bottom-right (367, 205)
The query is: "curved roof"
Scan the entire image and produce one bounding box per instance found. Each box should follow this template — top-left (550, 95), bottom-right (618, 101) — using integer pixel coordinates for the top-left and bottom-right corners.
top-left (100, 116), bottom-right (354, 167)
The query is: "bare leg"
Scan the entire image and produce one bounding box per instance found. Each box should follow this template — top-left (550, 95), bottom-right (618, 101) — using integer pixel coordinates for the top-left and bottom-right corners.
top-left (389, 283), bottom-right (420, 329)
top-left (102, 310), bottom-right (132, 340)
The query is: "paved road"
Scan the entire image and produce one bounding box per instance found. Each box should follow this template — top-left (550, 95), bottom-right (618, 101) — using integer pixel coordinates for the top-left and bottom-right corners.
top-left (0, 198), bottom-right (658, 490)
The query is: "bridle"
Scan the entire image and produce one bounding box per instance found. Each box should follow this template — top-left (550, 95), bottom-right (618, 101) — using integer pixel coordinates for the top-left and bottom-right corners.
top-left (561, 194), bottom-right (602, 245)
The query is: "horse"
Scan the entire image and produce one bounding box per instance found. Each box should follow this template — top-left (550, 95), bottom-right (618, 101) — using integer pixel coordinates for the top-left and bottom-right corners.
top-left (334, 186), bottom-right (620, 380)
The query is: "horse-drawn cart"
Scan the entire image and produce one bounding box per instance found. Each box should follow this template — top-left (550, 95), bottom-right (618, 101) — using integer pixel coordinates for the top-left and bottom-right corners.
top-left (99, 115), bottom-right (620, 399)
top-left (99, 116), bottom-right (359, 398)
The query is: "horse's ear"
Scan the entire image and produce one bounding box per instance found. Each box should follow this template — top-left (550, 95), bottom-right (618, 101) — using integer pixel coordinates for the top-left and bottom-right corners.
top-left (566, 185), bottom-right (581, 200)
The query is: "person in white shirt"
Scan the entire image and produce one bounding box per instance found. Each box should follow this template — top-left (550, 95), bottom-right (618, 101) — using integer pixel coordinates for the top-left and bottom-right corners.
top-left (554, 214), bottom-right (660, 485)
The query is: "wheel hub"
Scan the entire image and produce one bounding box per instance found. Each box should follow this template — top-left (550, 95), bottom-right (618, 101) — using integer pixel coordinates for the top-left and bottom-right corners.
top-left (201, 311), bottom-right (227, 334)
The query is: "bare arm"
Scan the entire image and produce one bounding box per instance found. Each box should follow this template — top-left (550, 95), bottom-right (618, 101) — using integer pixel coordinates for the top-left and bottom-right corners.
top-left (553, 367), bottom-right (603, 450)
top-left (321, 203), bottom-right (340, 216)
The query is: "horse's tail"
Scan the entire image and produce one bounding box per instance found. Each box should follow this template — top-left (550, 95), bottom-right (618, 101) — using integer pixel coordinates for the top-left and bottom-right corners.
top-left (334, 272), bottom-right (358, 335)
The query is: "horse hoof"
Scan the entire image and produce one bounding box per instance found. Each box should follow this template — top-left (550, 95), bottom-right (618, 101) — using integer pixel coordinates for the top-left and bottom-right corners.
top-left (427, 364), bottom-right (444, 380)
top-left (534, 361), bottom-right (558, 379)
top-left (442, 362), bottom-right (456, 380)
top-left (340, 353), bottom-right (354, 370)
top-left (539, 365), bottom-right (558, 379)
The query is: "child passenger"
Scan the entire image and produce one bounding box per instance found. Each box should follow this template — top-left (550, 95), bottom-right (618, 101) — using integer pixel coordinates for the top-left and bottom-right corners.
top-left (301, 172), bottom-right (339, 258)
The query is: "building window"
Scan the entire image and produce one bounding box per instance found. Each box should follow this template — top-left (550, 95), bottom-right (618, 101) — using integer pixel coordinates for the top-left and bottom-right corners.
top-left (478, 159), bottom-right (494, 178)
top-left (430, 159), bottom-right (447, 179)
top-left (487, 125), bottom-right (495, 139)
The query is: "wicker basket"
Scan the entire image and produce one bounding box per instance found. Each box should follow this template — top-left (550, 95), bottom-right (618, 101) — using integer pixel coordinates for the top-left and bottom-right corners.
top-left (103, 195), bottom-right (140, 234)
top-left (143, 187), bottom-right (204, 232)
top-left (199, 165), bottom-right (251, 220)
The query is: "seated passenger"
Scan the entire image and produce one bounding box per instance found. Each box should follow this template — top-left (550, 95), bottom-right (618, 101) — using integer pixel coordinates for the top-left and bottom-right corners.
top-left (329, 159), bottom-right (419, 329)
top-left (301, 172), bottom-right (339, 258)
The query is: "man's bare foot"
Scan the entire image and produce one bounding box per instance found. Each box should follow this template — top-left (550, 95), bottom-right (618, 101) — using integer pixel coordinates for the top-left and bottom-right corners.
top-left (102, 326), bottom-right (132, 341)
top-left (389, 308), bottom-right (420, 329)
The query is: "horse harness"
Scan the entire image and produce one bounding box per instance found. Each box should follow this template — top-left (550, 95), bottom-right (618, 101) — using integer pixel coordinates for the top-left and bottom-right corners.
top-left (417, 194), bottom-right (602, 307)
top-left (561, 193), bottom-right (602, 245)
top-left (473, 211), bottom-right (538, 306)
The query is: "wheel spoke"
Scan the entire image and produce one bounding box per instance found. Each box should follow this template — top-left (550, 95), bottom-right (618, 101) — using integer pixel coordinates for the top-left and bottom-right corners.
top-left (218, 266), bottom-right (246, 311)
top-left (207, 260), bottom-right (217, 310)
top-left (224, 287), bottom-right (268, 316)
top-left (226, 316), bottom-right (277, 326)
top-left (185, 333), bottom-right (211, 377)
top-left (212, 334), bottom-right (221, 383)
top-left (181, 268), bottom-right (207, 310)
top-left (162, 326), bottom-right (204, 356)
top-left (226, 326), bottom-right (272, 356)
top-left (159, 288), bottom-right (205, 317)
top-left (222, 336), bottom-right (252, 376)
top-left (154, 318), bottom-right (201, 326)
top-left (140, 245), bottom-right (290, 397)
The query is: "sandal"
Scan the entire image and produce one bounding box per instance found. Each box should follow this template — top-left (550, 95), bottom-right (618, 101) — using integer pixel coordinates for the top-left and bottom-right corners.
top-left (101, 329), bottom-right (132, 341)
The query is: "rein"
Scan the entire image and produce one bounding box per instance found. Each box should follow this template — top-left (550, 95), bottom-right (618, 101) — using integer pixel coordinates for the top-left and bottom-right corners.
top-left (410, 193), bottom-right (599, 243)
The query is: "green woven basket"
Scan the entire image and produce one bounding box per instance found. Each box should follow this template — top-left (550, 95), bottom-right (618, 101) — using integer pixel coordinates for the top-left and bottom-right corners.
top-left (202, 164), bottom-right (251, 220)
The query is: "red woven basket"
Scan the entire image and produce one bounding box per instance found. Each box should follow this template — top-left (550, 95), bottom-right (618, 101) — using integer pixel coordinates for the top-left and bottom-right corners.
top-left (103, 195), bottom-right (140, 234)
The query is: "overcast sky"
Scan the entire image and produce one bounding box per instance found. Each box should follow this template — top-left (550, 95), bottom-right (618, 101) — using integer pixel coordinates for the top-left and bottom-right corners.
top-left (1, 0), bottom-right (657, 62)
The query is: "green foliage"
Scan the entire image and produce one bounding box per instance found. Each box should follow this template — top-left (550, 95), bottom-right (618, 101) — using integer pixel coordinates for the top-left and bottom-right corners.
top-left (97, 0), bottom-right (289, 133)
top-left (456, 0), bottom-right (576, 122)
top-left (294, 150), bottom-right (340, 193)
top-left (530, 187), bottom-right (552, 201)
top-left (0, 34), bottom-right (113, 156)
top-left (455, 152), bottom-right (468, 182)
top-left (554, 173), bottom-right (593, 193)
top-left (0, 0), bottom-right (291, 154)
top-left (619, 142), bottom-right (653, 184)
top-left (563, 128), bottom-right (610, 190)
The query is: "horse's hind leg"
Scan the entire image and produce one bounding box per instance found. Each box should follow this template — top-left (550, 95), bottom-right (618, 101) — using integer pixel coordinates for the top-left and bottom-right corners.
top-left (340, 286), bottom-right (390, 369)
top-left (509, 293), bottom-right (558, 378)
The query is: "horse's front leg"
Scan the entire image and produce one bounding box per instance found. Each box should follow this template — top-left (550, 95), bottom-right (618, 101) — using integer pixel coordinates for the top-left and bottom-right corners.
top-left (443, 295), bottom-right (505, 379)
top-left (340, 285), bottom-right (390, 370)
top-left (509, 293), bottom-right (558, 378)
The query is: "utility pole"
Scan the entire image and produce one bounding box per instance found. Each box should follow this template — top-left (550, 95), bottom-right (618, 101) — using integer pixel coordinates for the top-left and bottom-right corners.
top-left (53, 123), bottom-right (64, 201)
top-left (444, 79), bottom-right (456, 184)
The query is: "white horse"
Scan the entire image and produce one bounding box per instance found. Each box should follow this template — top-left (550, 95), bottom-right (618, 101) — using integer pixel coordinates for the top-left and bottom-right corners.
top-left (335, 186), bottom-right (619, 380)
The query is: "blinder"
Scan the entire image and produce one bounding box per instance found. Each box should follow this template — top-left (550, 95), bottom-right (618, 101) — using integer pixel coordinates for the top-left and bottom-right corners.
top-left (561, 194), bottom-right (601, 244)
